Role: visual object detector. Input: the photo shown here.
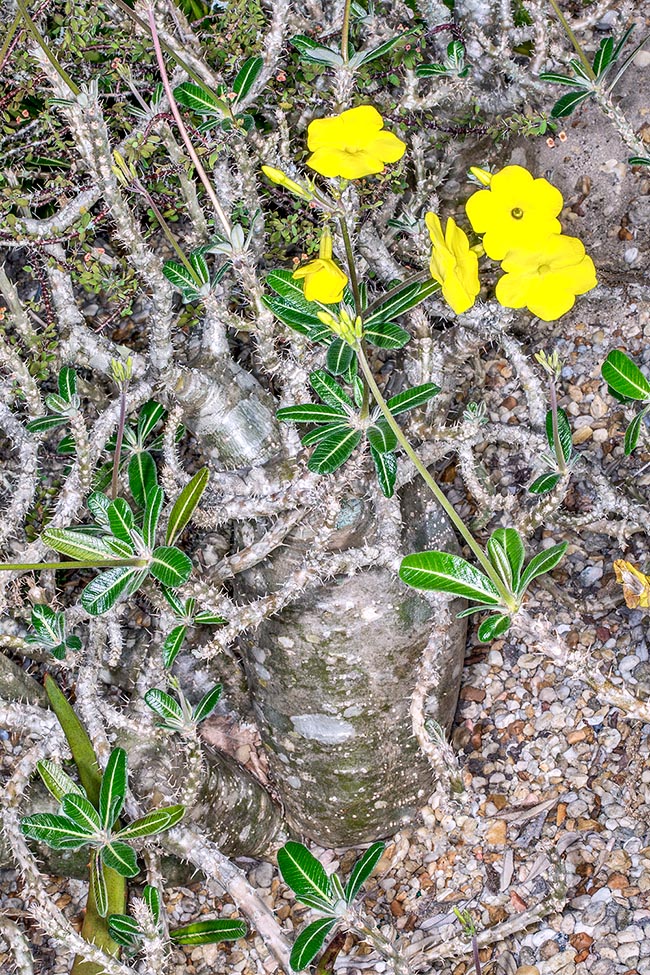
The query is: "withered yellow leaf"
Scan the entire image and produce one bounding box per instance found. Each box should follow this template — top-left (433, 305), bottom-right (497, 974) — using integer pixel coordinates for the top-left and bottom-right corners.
top-left (613, 559), bottom-right (650, 610)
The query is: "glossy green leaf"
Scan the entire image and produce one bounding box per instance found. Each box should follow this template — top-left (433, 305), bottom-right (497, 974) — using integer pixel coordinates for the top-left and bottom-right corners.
top-left (61, 793), bottom-right (101, 835)
top-left (99, 748), bottom-right (127, 830)
top-left (476, 613), bottom-right (512, 643)
top-left (192, 684), bottom-right (223, 723)
top-left (107, 499), bottom-right (134, 544)
top-left (194, 610), bottom-right (227, 625)
top-left (301, 422), bottom-right (350, 447)
top-left (308, 428), bottom-right (361, 474)
top-left (529, 471), bottom-right (562, 494)
top-left (233, 55), bottom-right (263, 99)
top-left (173, 81), bottom-right (222, 115)
top-left (137, 402), bottom-right (166, 444)
top-left (41, 528), bottom-right (116, 562)
top-left (142, 485), bottom-right (164, 548)
top-left (310, 370), bottom-right (354, 410)
top-left (129, 451), bottom-right (158, 507)
top-left (88, 491), bottom-right (112, 529)
top-left (371, 448), bottom-right (397, 498)
top-left (170, 918), bottom-right (247, 945)
top-left (538, 71), bottom-right (578, 86)
top-left (517, 542), bottom-right (568, 595)
top-left (101, 841), bottom-right (139, 877)
top-left (107, 914), bottom-right (141, 946)
top-left (150, 546), bottom-right (193, 587)
top-left (365, 278), bottom-right (438, 325)
top-left (345, 842), bottom-right (385, 903)
top-left (276, 404), bottom-right (348, 424)
top-left (166, 467), bottom-right (209, 544)
top-left (290, 918), bottom-right (337, 971)
top-left (144, 688), bottom-right (184, 725)
top-left (354, 30), bottom-right (414, 65)
top-left (545, 408), bottom-right (572, 463)
top-left (189, 251), bottom-right (209, 285)
top-left (386, 382), bottom-right (440, 416)
top-left (326, 337), bottom-right (354, 375)
top-left (487, 537), bottom-right (512, 589)
top-left (161, 260), bottom-right (202, 299)
top-left (489, 528), bottom-right (525, 589)
top-left (363, 320), bottom-right (410, 350)
top-left (20, 813), bottom-right (94, 849)
top-left (81, 566), bottom-right (146, 615)
top-left (27, 415), bottom-right (68, 433)
top-left (551, 89), bottom-right (592, 118)
top-left (624, 407), bottom-right (648, 454)
top-left (266, 270), bottom-right (322, 312)
top-left (593, 36), bottom-right (614, 76)
top-left (291, 35), bottom-right (343, 66)
top-left (30, 604), bottom-right (64, 645)
top-left (37, 760), bottom-right (84, 803)
top-left (143, 884), bottom-right (161, 923)
top-left (115, 805), bottom-right (185, 839)
top-left (399, 551), bottom-right (501, 603)
top-left (106, 537), bottom-right (135, 559)
top-left (277, 841), bottom-right (333, 908)
top-left (262, 295), bottom-right (322, 335)
top-left (58, 366), bottom-right (77, 400)
top-left (162, 624), bottom-right (188, 669)
top-left (602, 349), bottom-right (650, 400)
top-left (367, 419), bottom-right (397, 454)
top-left (91, 852), bottom-right (109, 917)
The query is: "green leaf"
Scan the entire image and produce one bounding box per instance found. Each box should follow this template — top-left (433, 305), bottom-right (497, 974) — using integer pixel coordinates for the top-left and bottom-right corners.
top-left (142, 485), bottom-right (164, 548)
top-left (194, 610), bottom-right (227, 625)
top-left (266, 270), bottom-right (321, 312)
top-left (593, 36), bottom-right (614, 76)
top-left (476, 613), bottom-right (511, 643)
top-left (99, 748), bottom-right (127, 830)
top-left (189, 251), bottom-right (210, 286)
top-left (602, 349), bottom-right (650, 401)
top-left (538, 71), bottom-right (579, 86)
top-left (290, 918), bottom-right (337, 971)
top-left (518, 542), bottom-right (568, 595)
top-left (345, 842), bottom-right (385, 903)
top-left (137, 402), bottom-right (166, 444)
top-left (150, 546), bottom-right (193, 587)
top-left (399, 551), bottom-right (501, 603)
top-left (41, 528), bottom-right (117, 562)
top-left (486, 537), bottom-right (512, 589)
top-left (192, 684), bottom-right (223, 723)
top-left (58, 366), bottom-right (77, 400)
top-left (489, 528), bottom-right (525, 590)
top-left (629, 156), bottom-right (650, 166)
top-left (277, 841), bottom-right (333, 908)
top-left (43, 675), bottom-right (102, 806)
top-left (27, 415), bottom-right (68, 434)
top-left (162, 625), bottom-right (188, 669)
top-left (171, 918), bottom-right (247, 945)
top-left (354, 30), bottom-right (413, 65)
top-left (545, 409), bottom-right (572, 462)
top-left (371, 448), bottom-right (397, 498)
top-left (291, 35), bottom-right (343, 65)
top-left (326, 338), bottom-right (354, 375)
top-left (144, 688), bottom-right (184, 725)
top-left (57, 433), bottom-right (76, 454)
top-left (365, 278), bottom-right (438, 325)
top-left (37, 760), bottom-right (84, 803)
top-left (308, 428), bottom-right (361, 474)
top-left (367, 419), bottom-right (397, 454)
top-left (106, 537), bottom-right (135, 559)
top-left (91, 853), bottom-right (109, 917)
top-left (301, 422), bottom-right (350, 447)
top-left (107, 499), bottom-right (134, 544)
top-left (143, 884), bottom-right (161, 923)
top-left (45, 393), bottom-right (72, 414)
top-left (173, 81), bottom-right (222, 115)
top-left (262, 295), bottom-right (323, 335)
top-left (276, 404), bottom-right (348, 424)
top-left (87, 491), bottom-right (112, 529)
top-left (20, 813), bottom-right (94, 849)
top-left (386, 382), bottom-right (440, 416)
top-left (129, 452), bottom-right (158, 507)
top-left (101, 841), bottom-right (139, 877)
top-left (81, 566), bottom-right (147, 616)
top-left (232, 55), bottom-right (263, 100)
top-left (551, 89), bottom-right (592, 118)
top-left (166, 467), bottom-right (209, 544)
top-left (30, 604), bottom-right (64, 646)
top-left (60, 794), bottom-right (101, 835)
top-left (107, 915), bottom-right (141, 947)
top-left (162, 586), bottom-right (186, 617)
top-left (115, 805), bottom-right (185, 839)
top-left (363, 320), bottom-right (410, 350)
top-left (309, 370), bottom-right (353, 410)
top-left (529, 472), bottom-right (562, 494)
top-left (625, 407), bottom-right (648, 454)
top-left (161, 260), bottom-right (202, 299)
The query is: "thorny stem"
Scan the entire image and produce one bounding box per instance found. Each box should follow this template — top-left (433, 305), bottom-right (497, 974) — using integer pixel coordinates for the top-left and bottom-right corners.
top-left (341, 0), bottom-right (353, 62)
top-left (355, 344), bottom-right (517, 610)
top-left (146, 6), bottom-right (232, 239)
top-left (16, 0), bottom-right (81, 95)
top-left (549, 373), bottom-right (566, 474)
top-left (137, 185), bottom-right (201, 283)
top-left (546, 0), bottom-right (596, 82)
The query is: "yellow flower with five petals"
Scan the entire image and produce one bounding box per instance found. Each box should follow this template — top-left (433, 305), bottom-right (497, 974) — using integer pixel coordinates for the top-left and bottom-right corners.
top-left (425, 212), bottom-right (480, 315)
top-left (465, 165), bottom-right (563, 261)
top-left (306, 105), bottom-right (406, 180)
top-left (495, 234), bottom-right (597, 321)
top-left (292, 228), bottom-right (348, 304)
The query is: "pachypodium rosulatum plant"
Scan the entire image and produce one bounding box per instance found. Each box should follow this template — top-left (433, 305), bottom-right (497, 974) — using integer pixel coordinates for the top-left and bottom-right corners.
top-left (94, 398), bottom-right (182, 491)
top-left (107, 883), bottom-right (247, 956)
top-left (528, 350), bottom-right (576, 495)
top-left (25, 604), bottom-right (82, 661)
top-left (144, 676), bottom-right (223, 735)
top-left (601, 349), bottom-right (650, 455)
top-left (278, 840), bottom-right (388, 971)
top-left (26, 366), bottom-right (82, 454)
top-left (416, 39), bottom-right (471, 79)
top-left (20, 749), bottom-right (185, 917)
top-left (263, 107), bottom-right (592, 640)
top-left (159, 587), bottom-right (227, 668)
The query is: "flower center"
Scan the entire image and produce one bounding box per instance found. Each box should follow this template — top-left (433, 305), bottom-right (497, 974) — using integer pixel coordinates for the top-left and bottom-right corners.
top-left (510, 207), bottom-right (524, 220)
top-left (538, 263), bottom-right (550, 275)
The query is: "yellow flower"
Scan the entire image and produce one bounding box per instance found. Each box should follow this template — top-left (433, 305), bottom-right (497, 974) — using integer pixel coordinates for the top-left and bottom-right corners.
top-left (425, 212), bottom-right (480, 315)
top-left (614, 559), bottom-right (650, 610)
top-left (261, 165), bottom-right (313, 201)
top-left (292, 228), bottom-right (348, 304)
top-left (465, 165), bottom-right (563, 260)
top-left (495, 234), bottom-right (597, 321)
top-left (306, 105), bottom-right (406, 180)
